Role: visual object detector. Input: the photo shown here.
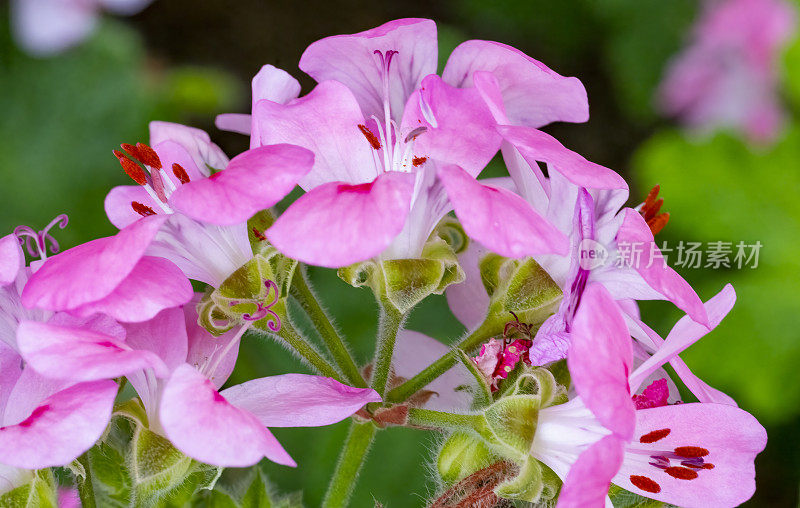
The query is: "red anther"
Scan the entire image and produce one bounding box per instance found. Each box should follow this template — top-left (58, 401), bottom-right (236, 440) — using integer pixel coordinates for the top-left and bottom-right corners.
top-left (674, 446), bottom-right (709, 458)
top-left (120, 143), bottom-right (142, 161)
top-left (643, 185), bottom-right (660, 211)
top-left (630, 475), bottom-right (661, 493)
top-left (114, 150), bottom-right (147, 185)
top-left (172, 163), bottom-right (191, 184)
top-left (412, 156), bottom-right (427, 167)
top-left (131, 202), bottom-right (156, 217)
top-left (647, 213), bottom-right (670, 235)
top-left (639, 428), bottom-right (671, 444)
top-left (135, 143), bottom-right (162, 169)
top-left (665, 466), bottom-right (699, 480)
top-left (701, 463), bottom-right (715, 469)
top-left (358, 124), bottom-right (382, 150)
top-left (252, 227), bottom-right (266, 241)
top-left (640, 185), bottom-right (670, 235)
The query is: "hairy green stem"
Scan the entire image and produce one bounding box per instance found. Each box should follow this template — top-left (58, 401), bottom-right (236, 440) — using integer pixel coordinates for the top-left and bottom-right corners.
top-left (290, 271), bottom-right (366, 387)
top-left (322, 421), bottom-right (377, 508)
top-left (406, 407), bottom-right (487, 432)
top-left (370, 302), bottom-right (405, 398)
top-left (257, 319), bottom-right (344, 383)
top-left (76, 452), bottom-right (96, 508)
top-left (386, 319), bottom-right (497, 403)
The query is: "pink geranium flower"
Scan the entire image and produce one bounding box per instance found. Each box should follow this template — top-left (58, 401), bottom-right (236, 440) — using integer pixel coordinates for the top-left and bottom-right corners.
top-left (18, 296), bottom-right (381, 467)
top-left (221, 18), bottom-right (587, 267)
top-left (0, 233), bottom-right (118, 475)
top-left (11, 0), bottom-right (153, 56)
top-left (446, 121), bottom-right (709, 363)
top-left (552, 283), bottom-right (766, 507)
top-left (659, 0), bottom-right (797, 144)
top-left (22, 122), bottom-right (314, 321)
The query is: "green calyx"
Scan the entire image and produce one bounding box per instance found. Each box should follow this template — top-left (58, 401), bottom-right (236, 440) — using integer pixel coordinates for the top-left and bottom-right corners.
top-left (337, 235), bottom-right (465, 314)
top-left (199, 248), bottom-right (297, 335)
top-left (478, 253), bottom-right (563, 338)
top-left (436, 431), bottom-right (500, 486)
top-left (0, 469), bottom-right (57, 508)
top-left (494, 457), bottom-right (561, 503)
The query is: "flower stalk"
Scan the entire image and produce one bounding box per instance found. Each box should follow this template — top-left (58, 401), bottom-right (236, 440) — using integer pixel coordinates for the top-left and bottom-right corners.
top-left (369, 300), bottom-right (405, 399)
top-left (386, 318), bottom-right (497, 403)
top-left (290, 270), bottom-right (366, 387)
top-left (322, 421), bottom-right (377, 508)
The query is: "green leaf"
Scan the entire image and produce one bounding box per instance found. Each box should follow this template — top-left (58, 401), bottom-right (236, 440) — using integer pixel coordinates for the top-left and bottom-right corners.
top-left (608, 485), bottom-right (668, 507)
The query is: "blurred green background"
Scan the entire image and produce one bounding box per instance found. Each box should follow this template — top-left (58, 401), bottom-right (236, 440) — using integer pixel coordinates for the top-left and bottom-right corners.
top-left (1, 0), bottom-right (798, 505)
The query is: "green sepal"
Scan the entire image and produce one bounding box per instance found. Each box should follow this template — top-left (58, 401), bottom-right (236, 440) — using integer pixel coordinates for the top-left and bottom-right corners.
top-left (337, 236), bottom-right (465, 314)
top-left (495, 458), bottom-right (561, 503)
top-left (436, 431), bottom-right (500, 486)
top-left (483, 395), bottom-right (539, 459)
top-left (200, 249), bottom-right (297, 335)
top-left (435, 217), bottom-right (469, 255)
top-left (478, 254), bottom-right (562, 338)
top-left (84, 414), bottom-right (221, 507)
top-left (454, 349), bottom-right (493, 408)
top-left (191, 468), bottom-right (302, 508)
top-left (494, 457), bottom-right (543, 502)
top-left (509, 367), bottom-right (566, 408)
top-left (246, 210), bottom-right (275, 254)
top-left (0, 469), bottom-right (57, 508)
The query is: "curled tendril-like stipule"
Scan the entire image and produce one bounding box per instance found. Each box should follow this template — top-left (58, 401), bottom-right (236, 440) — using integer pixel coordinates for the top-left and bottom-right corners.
top-left (13, 214), bottom-right (69, 260)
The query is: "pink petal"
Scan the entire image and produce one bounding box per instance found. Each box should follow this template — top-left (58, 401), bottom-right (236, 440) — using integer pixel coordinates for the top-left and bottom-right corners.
top-left (68, 256), bottom-right (193, 323)
top-left (438, 164), bottom-right (569, 258)
top-left (21, 215), bottom-right (168, 312)
top-left (160, 364), bottom-right (295, 467)
top-left (266, 172), bottom-right (415, 268)
top-left (252, 80), bottom-right (378, 190)
top-left (0, 342), bottom-right (24, 412)
top-left (391, 330), bottom-right (474, 411)
top-left (498, 125), bottom-right (627, 191)
top-left (629, 284), bottom-right (735, 393)
top-left (104, 185), bottom-right (156, 230)
top-left (616, 209), bottom-right (709, 326)
top-left (0, 380), bottom-right (117, 469)
top-left (220, 374), bottom-right (380, 427)
top-left (401, 75), bottom-right (501, 176)
top-left (299, 18), bottom-right (437, 123)
top-left (557, 435), bottom-right (625, 508)
top-left (123, 306), bottom-right (188, 373)
top-left (442, 40), bottom-right (589, 127)
top-left (170, 144), bottom-right (313, 226)
top-left (17, 321), bottom-right (169, 381)
top-left (615, 403), bottom-right (767, 507)
top-left (215, 64), bottom-right (302, 135)
top-left (215, 114), bottom-right (251, 136)
top-left (568, 283), bottom-right (635, 439)
top-left (0, 234), bottom-right (23, 286)
top-left (185, 304), bottom-right (241, 389)
top-left (149, 122), bottom-right (229, 175)
top-left (445, 240), bottom-right (491, 330)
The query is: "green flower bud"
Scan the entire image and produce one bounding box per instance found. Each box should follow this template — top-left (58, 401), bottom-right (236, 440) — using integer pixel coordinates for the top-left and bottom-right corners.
top-left (478, 254), bottom-right (562, 338)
